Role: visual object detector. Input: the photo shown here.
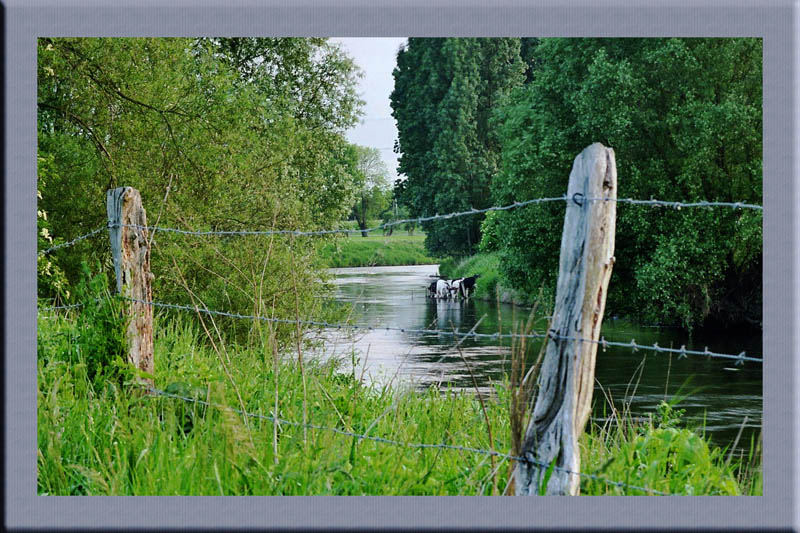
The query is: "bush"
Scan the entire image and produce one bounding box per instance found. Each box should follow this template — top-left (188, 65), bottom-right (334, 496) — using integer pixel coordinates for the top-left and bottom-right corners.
top-left (491, 38), bottom-right (762, 329)
top-left (478, 211), bottom-right (501, 253)
top-left (39, 263), bottom-right (128, 386)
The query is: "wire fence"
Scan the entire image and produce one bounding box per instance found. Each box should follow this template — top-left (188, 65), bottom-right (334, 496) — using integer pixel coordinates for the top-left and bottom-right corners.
top-left (37, 194), bottom-right (762, 256)
top-left (37, 297), bottom-right (763, 364)
top-left (36, 192), bottom-right (762, 496)
top-left (146, 385), bottom-right (668, 495)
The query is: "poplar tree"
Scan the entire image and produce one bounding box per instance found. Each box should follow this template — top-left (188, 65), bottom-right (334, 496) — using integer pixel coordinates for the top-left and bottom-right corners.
top-left (391, 38), bottom-right (526, 256)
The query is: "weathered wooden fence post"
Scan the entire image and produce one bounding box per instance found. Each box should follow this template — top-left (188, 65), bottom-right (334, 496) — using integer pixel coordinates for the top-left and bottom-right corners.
top-left (107, 187), bottom-right (154, 388)
top-left (515, 143), bottom-right (617, 495)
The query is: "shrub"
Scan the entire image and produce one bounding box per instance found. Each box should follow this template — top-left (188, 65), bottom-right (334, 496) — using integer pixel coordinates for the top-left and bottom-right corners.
top-left (65, 263), bottom-right (127, 385)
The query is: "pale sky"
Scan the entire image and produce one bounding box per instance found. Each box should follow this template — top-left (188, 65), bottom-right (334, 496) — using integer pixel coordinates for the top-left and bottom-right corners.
top-left (331, 38), bottom-right (408, 183)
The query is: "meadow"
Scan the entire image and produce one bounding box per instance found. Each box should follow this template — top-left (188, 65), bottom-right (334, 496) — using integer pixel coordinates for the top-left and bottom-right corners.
top-left (317, 222), bottom-right (436, 268)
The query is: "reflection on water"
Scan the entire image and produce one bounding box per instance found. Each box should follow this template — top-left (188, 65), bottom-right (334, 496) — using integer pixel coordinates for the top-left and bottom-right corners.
top-left (319, 264), bottom-right (763, 452)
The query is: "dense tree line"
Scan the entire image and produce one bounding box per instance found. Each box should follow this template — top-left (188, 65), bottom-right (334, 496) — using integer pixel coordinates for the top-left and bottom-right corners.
top-left (392, 38), bottom-right (762, 329)
top-left (38, 38), bottom-right (364, 341)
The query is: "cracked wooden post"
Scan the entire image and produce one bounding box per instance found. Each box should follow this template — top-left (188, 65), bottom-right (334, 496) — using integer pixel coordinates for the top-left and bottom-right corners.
top-left (107, 187), bottom-right (154, 388)
top-left (515, 143), bottom-right (617, 495)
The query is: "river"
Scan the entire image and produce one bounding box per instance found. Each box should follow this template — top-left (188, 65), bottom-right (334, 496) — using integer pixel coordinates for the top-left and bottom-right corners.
top-left (318, 264), bottom-right (762, 455)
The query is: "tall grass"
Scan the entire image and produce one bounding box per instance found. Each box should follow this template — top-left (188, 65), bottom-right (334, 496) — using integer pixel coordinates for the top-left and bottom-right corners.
top-left (38, 311), bottom-right (516, 495)
top-left (37, 275), bottom-right (760, 496)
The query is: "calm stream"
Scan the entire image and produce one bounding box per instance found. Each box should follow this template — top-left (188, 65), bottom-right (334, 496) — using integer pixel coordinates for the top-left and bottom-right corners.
top-left (319, 264), bottom-right (762, 454)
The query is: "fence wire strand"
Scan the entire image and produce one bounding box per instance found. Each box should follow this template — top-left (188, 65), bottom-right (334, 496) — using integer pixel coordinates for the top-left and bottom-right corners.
top-left (38, 298), bottom-right (761, 364)
top-left (37, 226), bottom-right (108, 257)
top-left (146, 385), bottom-right (667, 495)
top-left (139, 298), bottom-right (761, 364)
top-left (36, 194), bottom-right (763, 256)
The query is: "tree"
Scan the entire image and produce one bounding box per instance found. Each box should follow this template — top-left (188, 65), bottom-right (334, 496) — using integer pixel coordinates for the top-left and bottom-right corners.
top-left (489, 38), bottom-right (762, 329)
top-left (391, 38), bottom-right (526, 256)
top-left (37, 37), bottom-right (364, 342)
top-left (350, 145), bottom-right (391, 237)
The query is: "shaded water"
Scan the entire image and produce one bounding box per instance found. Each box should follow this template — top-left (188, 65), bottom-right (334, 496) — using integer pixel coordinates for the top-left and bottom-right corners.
top-left (320, 264), bottom-right (762, 454)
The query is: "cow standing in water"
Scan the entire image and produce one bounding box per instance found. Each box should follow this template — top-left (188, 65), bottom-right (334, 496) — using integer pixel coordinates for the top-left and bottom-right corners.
top-left (449, 278), bottom-right (462, 299)
top-left (459, 275), bottom-right (481, 299)
top-left (426, 280), bottom-right (438, 298)
top-left (435, 279), bottom-right (452, 299)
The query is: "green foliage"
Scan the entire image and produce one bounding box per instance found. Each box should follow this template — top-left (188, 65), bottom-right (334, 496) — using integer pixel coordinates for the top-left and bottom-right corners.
top-left (581, 398), bottom-right (749, 495)
top-left (37, 153), bottom-right (70, 301)
top-left (380, 200), bottom-right (416, 236)
top-left (437, 256), bottom-right (459, 278)
top-left (477, 210), bottom-right (501, 253)
top-left (490, 38), bottom-right (762, 328)
top-left (37, 37), bottom-right (365, 347)
top-left (391, 38), bottom-right (527, 256)
top-left (656, 401), bottom-right (686, 430)
top-left (38, 263), bottom-right (127, 386)
top-left (350, 145), bottom-right (393, 235)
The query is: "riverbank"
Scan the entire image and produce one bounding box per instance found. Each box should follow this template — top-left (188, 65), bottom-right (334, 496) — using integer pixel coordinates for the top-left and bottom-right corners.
top-left (318, 233), bottom-right (437, 268)
top-left (37, 309), bottom-right (760, 495)
top-left (439, 252), bottom-right (537, 306)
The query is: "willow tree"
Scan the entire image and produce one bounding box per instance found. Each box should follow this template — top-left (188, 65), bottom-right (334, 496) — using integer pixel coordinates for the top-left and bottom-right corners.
top-left (37, 37), bottom-right (364, 340)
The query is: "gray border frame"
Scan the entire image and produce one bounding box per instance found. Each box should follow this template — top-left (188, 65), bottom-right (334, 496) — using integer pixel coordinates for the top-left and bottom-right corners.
top-left (5, 0), bottom-right (796, 530)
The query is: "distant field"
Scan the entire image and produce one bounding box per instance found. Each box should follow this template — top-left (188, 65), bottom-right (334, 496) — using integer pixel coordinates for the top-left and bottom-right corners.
top-left (318, 232), bottom-right (437, 268)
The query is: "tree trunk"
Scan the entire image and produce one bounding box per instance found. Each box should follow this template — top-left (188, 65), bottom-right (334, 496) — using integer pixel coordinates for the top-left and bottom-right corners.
top-left (360, 194), bottom-right (368, 237)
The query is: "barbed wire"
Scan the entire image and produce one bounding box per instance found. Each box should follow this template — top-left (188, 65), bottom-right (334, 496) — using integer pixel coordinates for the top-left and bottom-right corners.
top-left (589, 197), bottom-right (763, 210)
top-left (37, 226), bottom-right (108, 257)
top-left (34, 187), bottom-right (758, 497)
top-left (118, 196), bottom-right (762, 237)
top-left (35, 295), bottom-right (744, 494)
top-left (147, 385), bottom-right (667, 495)
top-left (36, 194), bottom-right (763, 256)
top-left (37, 301), bottom-right (89, 312)
top-left (38, 297), bottom-right (759, 364)
top-left (115, 196), bottom-right (571, 237)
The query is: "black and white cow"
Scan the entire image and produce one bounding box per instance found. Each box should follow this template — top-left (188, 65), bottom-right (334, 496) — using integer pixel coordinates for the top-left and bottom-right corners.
top-left (459, 274), bottom-right (481, 298)
top-left (449, 278), bottom-right (463, 299)
top-left (426, 280), bottom-right (438, 298)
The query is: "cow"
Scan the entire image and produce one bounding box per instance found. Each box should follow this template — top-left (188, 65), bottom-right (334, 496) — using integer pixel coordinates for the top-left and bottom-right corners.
top-left (459, 274), bottom-right (481, 299)
top-left (426, 280), bottom-right (438, 298)
top-left (449, 278), bottom-right (463, 299)
top-left (435, 279), bottom-right (452, 299)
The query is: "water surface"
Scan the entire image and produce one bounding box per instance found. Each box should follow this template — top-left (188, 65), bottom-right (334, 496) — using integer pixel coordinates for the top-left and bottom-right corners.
top-left (319, 264), bottom-right (762, 454)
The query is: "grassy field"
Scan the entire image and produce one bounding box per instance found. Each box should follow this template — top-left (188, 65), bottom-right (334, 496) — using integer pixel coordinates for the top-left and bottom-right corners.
top-left (318, 232), bottom-right (437, 268)
top-left (37, 303), bottom-right (760, 496)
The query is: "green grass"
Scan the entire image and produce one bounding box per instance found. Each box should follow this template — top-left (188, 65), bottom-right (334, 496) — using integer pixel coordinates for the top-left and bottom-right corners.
top-left (318, 233), bottom-right (437, 268)
top-left (37, 309), bottom-right (760, 496)
top-left (439, 252), bottom-right (519, 303)
top-left (439, 252), bottom-right (546, 306)
top-left (580, 401), bottom-right (761, 495)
